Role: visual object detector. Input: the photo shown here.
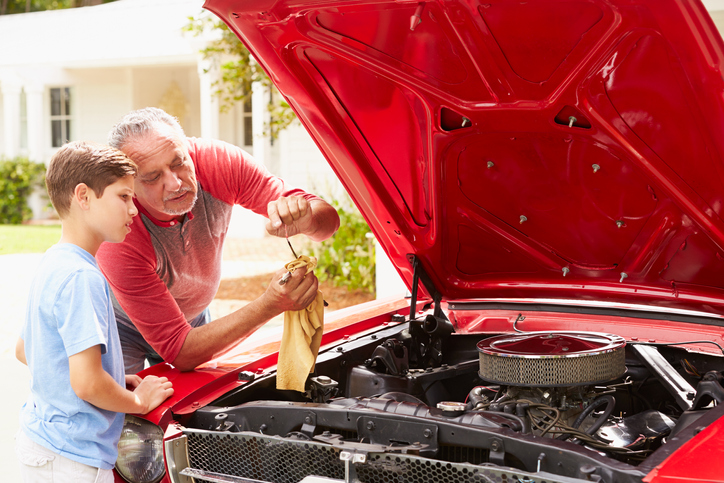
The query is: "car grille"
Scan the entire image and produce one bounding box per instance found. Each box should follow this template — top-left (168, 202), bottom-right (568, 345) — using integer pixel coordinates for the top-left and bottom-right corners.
top-left (177, 429), bottom-right (524, 483)
top-left (185, 430), bottom-right (345, 483)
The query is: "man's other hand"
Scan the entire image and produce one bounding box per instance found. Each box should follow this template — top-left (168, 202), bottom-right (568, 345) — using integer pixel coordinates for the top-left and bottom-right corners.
top-left (263, 266), bottom-right (319, 312)
top-left (266, 196), bottom-right (312, 237)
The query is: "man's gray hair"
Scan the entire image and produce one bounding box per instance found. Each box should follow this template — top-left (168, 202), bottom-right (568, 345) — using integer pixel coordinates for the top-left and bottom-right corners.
top-left (108, 107), bottom-right (185, 150)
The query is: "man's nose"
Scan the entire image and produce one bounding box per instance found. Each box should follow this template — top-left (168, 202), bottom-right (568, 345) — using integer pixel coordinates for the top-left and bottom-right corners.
top-left (163, 170), bottom-right (183, 191)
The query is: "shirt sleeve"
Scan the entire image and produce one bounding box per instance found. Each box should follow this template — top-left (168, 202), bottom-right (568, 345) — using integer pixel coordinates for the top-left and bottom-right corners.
top-left (55, 270), bottom-right (111, 357)
top-left (97, 225), bottom-right (192, 364)
top-left (188, 137), bottom-right (321, 213)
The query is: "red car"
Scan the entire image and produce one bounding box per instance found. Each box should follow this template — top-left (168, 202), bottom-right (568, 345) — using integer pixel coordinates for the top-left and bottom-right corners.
top-left (114, 0), bottom-right (724, 482)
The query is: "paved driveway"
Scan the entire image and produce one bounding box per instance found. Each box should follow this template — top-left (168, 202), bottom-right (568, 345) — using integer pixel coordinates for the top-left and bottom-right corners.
top-left (1, 253), bottom-right (42, 482)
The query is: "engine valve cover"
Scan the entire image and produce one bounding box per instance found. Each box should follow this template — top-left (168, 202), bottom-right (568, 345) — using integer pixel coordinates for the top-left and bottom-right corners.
top-left (477, 331), bottom-right (626, 387)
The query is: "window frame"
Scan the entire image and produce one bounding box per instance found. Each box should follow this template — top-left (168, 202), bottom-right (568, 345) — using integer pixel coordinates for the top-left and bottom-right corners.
top-left (49, 86), bottom-right (74, 148)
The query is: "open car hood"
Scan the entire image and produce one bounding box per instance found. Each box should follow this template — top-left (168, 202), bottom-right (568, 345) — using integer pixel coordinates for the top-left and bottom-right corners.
top-left (205, 0), bottom-right (724, 315)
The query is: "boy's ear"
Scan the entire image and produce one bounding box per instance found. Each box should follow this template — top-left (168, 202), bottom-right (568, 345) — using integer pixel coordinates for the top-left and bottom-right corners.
top-left (73, 183), bottom-right (92, 211)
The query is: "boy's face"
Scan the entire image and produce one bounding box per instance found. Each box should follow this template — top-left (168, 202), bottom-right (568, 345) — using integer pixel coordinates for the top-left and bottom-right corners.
top-left (87, 175), bottom-right (138, 243)
top-left (121, 124), bottom-right (198, 222)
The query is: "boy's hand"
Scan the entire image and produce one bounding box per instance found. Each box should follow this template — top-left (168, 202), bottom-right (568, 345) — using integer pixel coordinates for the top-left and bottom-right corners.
top-left (125, 374), bottom-right (142, 389)
top-left (133, 375), bottom-right (174, 414)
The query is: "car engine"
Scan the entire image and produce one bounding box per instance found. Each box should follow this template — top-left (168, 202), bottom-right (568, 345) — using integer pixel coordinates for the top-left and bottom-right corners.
top-left (177, 312), bottom-right (724, 483)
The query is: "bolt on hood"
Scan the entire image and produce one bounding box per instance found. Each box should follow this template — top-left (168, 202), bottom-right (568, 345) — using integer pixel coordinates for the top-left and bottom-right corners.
top-left (205, 0), bottom-right (724, 316)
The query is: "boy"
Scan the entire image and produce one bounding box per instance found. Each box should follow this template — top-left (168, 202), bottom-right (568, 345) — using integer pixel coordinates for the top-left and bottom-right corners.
top-left (14, 141), bottom-right (174, 483)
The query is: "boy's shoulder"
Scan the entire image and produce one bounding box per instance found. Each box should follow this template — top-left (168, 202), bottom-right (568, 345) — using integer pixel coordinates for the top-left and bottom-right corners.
top-left (41, 243), bottom-right (97, 267)
top-left (36, 244), bottom-right (103, 287)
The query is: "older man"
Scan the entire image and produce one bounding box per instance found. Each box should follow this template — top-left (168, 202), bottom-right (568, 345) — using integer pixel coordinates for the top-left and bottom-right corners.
top-left (97, 107), bottom-right (339, 373)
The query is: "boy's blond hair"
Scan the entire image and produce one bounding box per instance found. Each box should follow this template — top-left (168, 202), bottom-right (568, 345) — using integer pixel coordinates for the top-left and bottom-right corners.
top-left (46, 141), bottom-right (137, 219)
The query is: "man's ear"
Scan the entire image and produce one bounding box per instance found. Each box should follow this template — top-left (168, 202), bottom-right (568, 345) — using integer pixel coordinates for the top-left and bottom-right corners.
top-left (73, 183), bottom-right (91, 211)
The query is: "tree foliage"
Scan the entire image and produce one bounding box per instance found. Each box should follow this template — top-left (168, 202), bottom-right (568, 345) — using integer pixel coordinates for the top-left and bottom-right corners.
top-left (306, 195), bottom-right (376, 293)
top-left (0, 0), bottom-right (111, 15)
top-left (184, 13), bottom-right (297, 140)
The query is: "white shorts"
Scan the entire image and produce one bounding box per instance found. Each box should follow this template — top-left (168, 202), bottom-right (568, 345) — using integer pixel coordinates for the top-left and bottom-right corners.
top-left (15, 429), bottom-right (114, 483)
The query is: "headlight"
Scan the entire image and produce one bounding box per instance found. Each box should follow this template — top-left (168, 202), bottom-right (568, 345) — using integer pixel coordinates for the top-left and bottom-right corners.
top-left (115, 415), bottom-right (166, 483)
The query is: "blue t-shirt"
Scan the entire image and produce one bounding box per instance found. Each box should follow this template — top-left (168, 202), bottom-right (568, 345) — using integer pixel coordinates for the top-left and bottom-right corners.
top-left (20, 243), bottom-right (125, 470)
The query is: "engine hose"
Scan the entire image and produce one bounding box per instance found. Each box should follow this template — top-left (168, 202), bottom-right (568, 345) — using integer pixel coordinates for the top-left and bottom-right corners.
top-left (572, 395), bottom-right (616, 435)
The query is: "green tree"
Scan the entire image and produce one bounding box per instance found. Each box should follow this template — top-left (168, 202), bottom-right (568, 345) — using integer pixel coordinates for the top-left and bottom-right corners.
top-left (184, 13), bottom-right (296, 140)
top-left (0, 0), bottom-right (113, 16)
top-left (306, 194), bottom-right (376, 293)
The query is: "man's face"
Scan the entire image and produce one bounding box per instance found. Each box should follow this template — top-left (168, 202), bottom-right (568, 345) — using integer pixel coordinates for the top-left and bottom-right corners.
top-left (122, 124), bottom-right (198, 221)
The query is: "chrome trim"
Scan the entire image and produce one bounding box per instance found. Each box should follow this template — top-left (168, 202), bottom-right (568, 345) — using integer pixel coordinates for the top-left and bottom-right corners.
top-left (164, 434), bottom-right (194, 483)
top-left (179, 468), bottom-right (266, 483)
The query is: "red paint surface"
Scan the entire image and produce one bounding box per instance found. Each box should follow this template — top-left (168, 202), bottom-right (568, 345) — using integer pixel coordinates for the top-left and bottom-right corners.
top-left (644, 415), bottom-right (724, 482)
top-left (204, 0), bottom-right (724, 316)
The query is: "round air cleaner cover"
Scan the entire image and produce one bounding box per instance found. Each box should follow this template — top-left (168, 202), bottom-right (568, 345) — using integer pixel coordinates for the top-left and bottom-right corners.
top-left (477, 331), bottom-right (626, 387)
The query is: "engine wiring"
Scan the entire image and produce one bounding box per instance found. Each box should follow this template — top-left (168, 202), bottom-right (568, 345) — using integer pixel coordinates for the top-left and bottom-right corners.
top-left (681, 358), bottom-right (702, 378)
top-left (470, 396), bottom-right (654, 459)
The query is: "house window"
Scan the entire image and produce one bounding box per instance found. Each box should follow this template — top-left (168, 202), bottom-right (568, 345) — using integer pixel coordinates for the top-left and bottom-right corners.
top-left (243, 96), bottom-right (253, 147)
top-left (50, 87), bottom-right (72, 147)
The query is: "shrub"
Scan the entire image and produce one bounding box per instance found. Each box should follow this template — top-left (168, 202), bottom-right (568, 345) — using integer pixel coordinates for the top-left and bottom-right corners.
top-left (308, 195), bottom-right (375, 293)
top-left (0, 157), bottom-right (46, 224)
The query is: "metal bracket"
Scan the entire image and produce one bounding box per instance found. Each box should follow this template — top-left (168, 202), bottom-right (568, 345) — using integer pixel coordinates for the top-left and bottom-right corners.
top-left (489, 437), bottom-right (505, 466)
top-left (357, 416), bottom-right (438, 452)
top-left (407, 254), bottom-right (444, 320)
top-left (631, 344), bottom-right (695, 411)
top-left (301, 412), bottom-right (317, 438)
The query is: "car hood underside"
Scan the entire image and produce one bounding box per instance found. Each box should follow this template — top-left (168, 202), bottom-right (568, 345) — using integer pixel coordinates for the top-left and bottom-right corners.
top-left (205, 0), bottom-right (724, 316)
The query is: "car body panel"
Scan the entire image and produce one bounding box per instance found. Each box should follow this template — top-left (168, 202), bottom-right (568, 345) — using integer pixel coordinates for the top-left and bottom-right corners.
top-left (642, 412), bottom-right (724, 482)
top-left (204, 0), bottom-right (724, 316)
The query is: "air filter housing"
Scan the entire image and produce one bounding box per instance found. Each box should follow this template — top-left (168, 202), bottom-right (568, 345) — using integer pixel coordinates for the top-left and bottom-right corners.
top-left (477, 331), bottom-right (626, 387)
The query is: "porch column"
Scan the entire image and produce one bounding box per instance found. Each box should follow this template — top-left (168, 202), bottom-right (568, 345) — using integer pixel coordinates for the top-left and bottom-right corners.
top-left (24, 83), bottom-right (44, 163)
top-left (1, 77), bottom-right (22, 159)
top-left (251, 81), bottom-right (269, 167)
top-left (197, 58), bottom-right (219, 139)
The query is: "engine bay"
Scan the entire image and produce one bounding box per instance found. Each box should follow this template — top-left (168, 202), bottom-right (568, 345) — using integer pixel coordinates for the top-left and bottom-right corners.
top-left (182, 309), bottom-right (724, 483)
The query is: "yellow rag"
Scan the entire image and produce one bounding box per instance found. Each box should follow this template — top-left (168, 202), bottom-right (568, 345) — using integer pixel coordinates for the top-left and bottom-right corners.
top-left (276, 256), bottom-right (325, 392)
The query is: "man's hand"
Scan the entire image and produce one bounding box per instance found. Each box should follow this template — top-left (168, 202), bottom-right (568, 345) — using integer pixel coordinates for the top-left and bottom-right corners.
top-left (266, 197), bottom-right (340, 242)
top-left (262, 266), bottom-right (319, 312)
top-left (266, 196), bottom-right (312, 238)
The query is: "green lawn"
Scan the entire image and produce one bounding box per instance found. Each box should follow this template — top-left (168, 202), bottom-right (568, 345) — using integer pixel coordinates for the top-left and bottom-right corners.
top-left (0, 224), bottom-right (61, 255)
